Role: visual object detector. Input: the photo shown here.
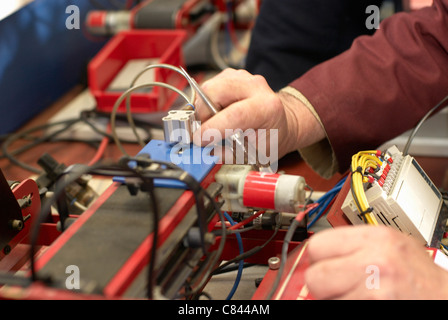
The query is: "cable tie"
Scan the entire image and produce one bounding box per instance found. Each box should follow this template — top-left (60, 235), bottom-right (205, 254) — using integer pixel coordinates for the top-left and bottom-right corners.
top-left (351, 166), bottom-right (364, 175)
top-left (359, 207), bottom-right (374, 216)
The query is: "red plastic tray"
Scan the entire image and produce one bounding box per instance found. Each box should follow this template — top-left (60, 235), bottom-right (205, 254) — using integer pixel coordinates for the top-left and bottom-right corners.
top-left (88, 30), bottom-right (187, 113)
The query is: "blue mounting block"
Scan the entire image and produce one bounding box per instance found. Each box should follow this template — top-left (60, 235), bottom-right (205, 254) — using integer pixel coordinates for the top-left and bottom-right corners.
top-left (115, 140), bottom-right (219, 189)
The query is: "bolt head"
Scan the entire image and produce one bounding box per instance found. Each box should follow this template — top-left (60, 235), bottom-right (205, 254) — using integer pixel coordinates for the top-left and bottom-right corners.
top-left (268, 257), bottom-right (281, 270)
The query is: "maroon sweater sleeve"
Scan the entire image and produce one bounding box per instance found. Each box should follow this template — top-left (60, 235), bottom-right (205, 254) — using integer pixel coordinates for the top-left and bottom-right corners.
top-left (289, 0), bottom-right (448, 172)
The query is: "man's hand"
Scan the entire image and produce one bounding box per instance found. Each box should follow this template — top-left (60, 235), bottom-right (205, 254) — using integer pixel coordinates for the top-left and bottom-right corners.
top-left (192, 68), bottom-right (325, 160)
top-left (305, 225), bottom-right (448, 299)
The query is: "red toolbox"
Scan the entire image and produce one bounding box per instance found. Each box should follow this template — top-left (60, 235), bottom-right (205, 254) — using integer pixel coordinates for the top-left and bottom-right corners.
top-left (88, 30), bottom-right (187, 114)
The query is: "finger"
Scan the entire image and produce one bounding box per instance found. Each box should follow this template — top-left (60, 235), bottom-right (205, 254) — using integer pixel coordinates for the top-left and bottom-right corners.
top-left (336, 274), bottom-right (404, 300)
top-left (307, 225), bottom-right (390, 263)
top-left (335, 280), bottom-right (383, 300)
top-left (193, 96), bottom-right (273, 146)
top-left (194, 69), bottom-right (270, 121)
top-left (305, 252), bottom-right (366, 300)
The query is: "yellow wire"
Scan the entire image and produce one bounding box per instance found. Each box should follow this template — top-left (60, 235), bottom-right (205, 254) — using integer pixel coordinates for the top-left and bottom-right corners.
top-left (350, 151), bottom-right (381, 225)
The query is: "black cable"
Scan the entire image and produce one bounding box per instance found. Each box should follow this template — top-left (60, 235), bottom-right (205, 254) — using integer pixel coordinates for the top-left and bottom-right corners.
top-left (176, 192), bottom-right (227, 299)
top-left (80, 110), bottom-right (154, 143)
top-left (28, 158), bottom-right (226, 300)
top-left (139, 173), bottom-right (159, 299)
top-left (185, 194), bottom-right (227, 297)
top-left (265, 219), bottom-right (300, 300)
top-left (0, 127), bottom-right (107, 161)
top-left (57, 162), bottom-right (161, 299)
top-left (213, 262), bottom-right (256, 275)
top-left (0, 120), bottom-right (82, 160)
top-left (265, 185), bottom-right (314, 300)
top-left (28, 162), bottom-right (164, 298)
top-left (350, 173), bottom-right (368, 224)
top-left (227, 225), bottom-right (256, 234)
top-left (197, 291), bottom-right (213, 300)
top-left (110, 161), bottom-right (228, 299)
top-left (403, 94), bottom-right (448, 155)
top-left (30, 163), bottom-right (92, 281)
top-left (212, 224), bottom-right (280, 275)
top-left (1, 109), bottom-right (154, 173)
top-left (119, 156), bottom-right (210, 254)
top-left (1, 118), bottom-right (81, 174)
top-left (124, 160), bottom-right (226, 298)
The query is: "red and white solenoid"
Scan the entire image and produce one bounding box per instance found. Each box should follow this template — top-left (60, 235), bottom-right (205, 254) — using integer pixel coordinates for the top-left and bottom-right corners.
top-left (85, 10), bottom-right (131, 36)
top-left (214, 165), bottom-right (307, 213)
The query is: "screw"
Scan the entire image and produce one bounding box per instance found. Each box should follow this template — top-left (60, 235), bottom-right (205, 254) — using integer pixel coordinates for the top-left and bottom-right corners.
top-left (3, 245), bottom-right (11, 255)
top-left (268, 257), bottom-right (281, 270)
top-left (9, 219), bottom-right (23, 231)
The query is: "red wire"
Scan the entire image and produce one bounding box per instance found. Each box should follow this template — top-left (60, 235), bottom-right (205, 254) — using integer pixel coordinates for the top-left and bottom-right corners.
top-left (88, 124), bottom-right (111, 166)
top-left (305, 197), bottom-right (337, 227)
top-left (226, 202), bottom-right (321, 230)
top-left (295, 203), bottom-right (319, 223)
top-left (229, 210), bottom-right (265, 230)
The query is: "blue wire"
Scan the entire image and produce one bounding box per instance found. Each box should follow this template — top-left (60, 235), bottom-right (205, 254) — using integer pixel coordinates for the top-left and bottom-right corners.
top-left (307, 194), bottom-right (336, 228)
top-left (307, 176), bottom-right (347, 228)
top-left (223, 212), bottom-right (244, 300)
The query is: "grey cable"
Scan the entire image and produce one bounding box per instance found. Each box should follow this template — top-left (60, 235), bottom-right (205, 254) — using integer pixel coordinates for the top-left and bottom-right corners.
top-left (403, 94), bottom-right (448, 155)
top-left (125, 64), bottom-right (196, 147)
top-left (110, 82), bottom-right (191, 156)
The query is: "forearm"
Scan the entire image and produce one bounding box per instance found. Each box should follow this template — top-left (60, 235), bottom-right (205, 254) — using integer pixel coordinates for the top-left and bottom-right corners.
top-left (278, 89), bottom-right (325, 150)
top-left (278, 88), bottom-right (339, 179)
top-left (288, 0), bottom-right (448, 172)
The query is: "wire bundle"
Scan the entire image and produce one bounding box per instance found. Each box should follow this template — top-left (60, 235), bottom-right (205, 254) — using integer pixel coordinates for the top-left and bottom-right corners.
top-left (222, 212), bottom-right (244, 300)
top-left (207, 210), bottom-right (282, 300)
top-left (0, 110), bottom-right (153, 174)
top-left (27, 156), bottom-right (227, 300)
top-left (350, 150), bottom-right (386, 225)
top-left (307, 176), bottom-right (347, 229)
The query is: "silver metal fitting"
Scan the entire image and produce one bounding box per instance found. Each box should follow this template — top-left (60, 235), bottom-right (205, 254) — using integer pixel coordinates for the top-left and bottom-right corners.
top-left (268, 257), bottom-right (281, 270)
top-left (162, 109), bottom-right (197, 144)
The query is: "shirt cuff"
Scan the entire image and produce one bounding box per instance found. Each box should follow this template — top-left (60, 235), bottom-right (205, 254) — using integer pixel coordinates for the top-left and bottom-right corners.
top-left (280, 86), bottom-right (339, 179)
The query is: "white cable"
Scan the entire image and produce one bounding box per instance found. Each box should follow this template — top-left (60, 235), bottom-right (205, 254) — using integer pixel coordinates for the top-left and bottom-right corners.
top-left (110, 82), bottom-right (191, 156)
top-left (125, 64), bottom-right (197, 147)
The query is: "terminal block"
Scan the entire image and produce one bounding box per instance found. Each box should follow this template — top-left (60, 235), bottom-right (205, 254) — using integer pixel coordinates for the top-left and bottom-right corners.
top-left (342, 145), bottom-right (447, 247)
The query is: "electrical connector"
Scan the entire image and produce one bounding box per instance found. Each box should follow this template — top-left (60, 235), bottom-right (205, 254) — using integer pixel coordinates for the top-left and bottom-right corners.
top-left (342, 145), bottom-right (448, 247)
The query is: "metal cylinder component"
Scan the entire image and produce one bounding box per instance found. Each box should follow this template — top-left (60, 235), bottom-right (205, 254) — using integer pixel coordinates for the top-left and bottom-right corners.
top-left (162, 109), bottom-right (196, 144)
